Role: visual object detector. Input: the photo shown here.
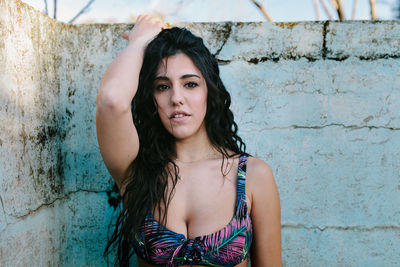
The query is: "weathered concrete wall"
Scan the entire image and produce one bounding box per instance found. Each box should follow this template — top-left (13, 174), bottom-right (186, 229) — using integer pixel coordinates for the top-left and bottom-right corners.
top-left (0, 0), bottom-right (399, 266)
top-left (0, 0), bottom-right (119, 265)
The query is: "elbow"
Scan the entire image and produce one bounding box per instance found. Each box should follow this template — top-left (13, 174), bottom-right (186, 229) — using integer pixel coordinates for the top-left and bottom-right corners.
top-left (96, 89), bottom-right (131, 114)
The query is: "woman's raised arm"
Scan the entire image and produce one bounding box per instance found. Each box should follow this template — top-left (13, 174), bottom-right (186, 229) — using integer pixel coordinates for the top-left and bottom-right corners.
top-left (95, 15), bottom-right (165, 195)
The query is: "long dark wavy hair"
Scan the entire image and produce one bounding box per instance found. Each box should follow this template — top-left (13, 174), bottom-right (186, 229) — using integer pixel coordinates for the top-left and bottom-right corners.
top-left (103, 26), bottom-right (248, 266)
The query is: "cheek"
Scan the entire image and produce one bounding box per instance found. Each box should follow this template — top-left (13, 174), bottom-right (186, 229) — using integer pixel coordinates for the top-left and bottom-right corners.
top-left (192, 93), bottom-right (207, 116)
top-left (200, 91), bottom-right (208, 114)
top-left (157, 106), bottom-right (169, 122)
top-left (154, 96), bottom-right (167, 118)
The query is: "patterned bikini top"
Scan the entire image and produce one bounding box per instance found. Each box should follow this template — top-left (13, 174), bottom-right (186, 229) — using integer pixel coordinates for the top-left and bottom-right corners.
top-left (130, 154), bottom-right (252, 267)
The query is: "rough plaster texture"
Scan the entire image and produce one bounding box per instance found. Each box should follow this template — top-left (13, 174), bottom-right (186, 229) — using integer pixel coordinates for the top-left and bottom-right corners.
top-left (0, 0), bottom-right (399, 266)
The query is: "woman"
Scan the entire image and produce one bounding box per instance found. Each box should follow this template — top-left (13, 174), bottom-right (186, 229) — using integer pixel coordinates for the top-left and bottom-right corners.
top-left (96, 14), bottom-right (281, 267)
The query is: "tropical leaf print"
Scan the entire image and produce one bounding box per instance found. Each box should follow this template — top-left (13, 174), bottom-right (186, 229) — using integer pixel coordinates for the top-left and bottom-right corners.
top-left (130, 154), bottom-right (253, 267)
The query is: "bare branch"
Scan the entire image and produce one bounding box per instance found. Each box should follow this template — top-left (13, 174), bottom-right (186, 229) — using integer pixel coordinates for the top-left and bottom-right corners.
top-left (250, 0), bottom-right (273, 22)
top-left (68, 0), bottom-right (96, 24)
top-left (53, 0), bottom-right (57, 19)
top-left (313, 0), bottom-right (321, 20)
top-left (329, 0), bottom-right (338, 9)
top-left (336, 0), bottom-right (345, 20)
top-left (330, 0), bottom-right (345, 20)
top-left (351, 0), bottom-right (357, 19)
top-left (43, 0), bottom-right (48, 15)
top-left (319, 0), bottom-right (333, 20)
top-left (369, 0), bottom-right (377, 20)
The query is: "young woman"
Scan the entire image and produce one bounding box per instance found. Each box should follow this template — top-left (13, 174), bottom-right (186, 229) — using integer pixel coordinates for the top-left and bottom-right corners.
top-left (96, 14), bottom-right (281, 267)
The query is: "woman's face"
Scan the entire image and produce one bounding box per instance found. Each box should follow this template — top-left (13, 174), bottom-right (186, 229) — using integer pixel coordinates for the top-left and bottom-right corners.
top-left (153, 53), bottom-right (208, 141)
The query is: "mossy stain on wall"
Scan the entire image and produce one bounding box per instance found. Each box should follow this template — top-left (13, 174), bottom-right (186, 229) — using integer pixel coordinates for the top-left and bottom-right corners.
top-left (277, 22), bottom-right (300, 29)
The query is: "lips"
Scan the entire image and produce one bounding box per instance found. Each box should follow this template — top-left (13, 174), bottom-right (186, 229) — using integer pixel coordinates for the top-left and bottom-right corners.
top-left (169, 110), bottom-right (190, 122)
top-left (170, 110), bottom-right (190, 119)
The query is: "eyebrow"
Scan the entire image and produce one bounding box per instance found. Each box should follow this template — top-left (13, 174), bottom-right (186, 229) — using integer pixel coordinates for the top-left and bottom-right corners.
top-left (154, 74), bottom-right (201, 81)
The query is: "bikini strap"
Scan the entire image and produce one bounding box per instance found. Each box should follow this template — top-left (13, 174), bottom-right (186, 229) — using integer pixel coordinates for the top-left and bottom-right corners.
top-left (235, 154), bottom-right (248, 214)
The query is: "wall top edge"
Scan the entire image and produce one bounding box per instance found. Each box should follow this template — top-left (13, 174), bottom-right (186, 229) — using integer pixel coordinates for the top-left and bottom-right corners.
top-left (9, 0), bottom-right (400, 30)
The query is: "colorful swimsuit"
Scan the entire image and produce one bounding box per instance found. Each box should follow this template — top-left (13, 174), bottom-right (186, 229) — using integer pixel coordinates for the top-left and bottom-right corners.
top-left (131, 154), bottom-right (252, 266)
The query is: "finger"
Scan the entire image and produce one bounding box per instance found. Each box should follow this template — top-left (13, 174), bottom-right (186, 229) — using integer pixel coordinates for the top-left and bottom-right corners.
top-left (152, 17), bottom-right (162, 23)
top-left (136, 14), bottom-right (145, 23)
top-left (141, 14), bottom-right (151, 20)
top-left (153, 16), bottom-right (162, 23)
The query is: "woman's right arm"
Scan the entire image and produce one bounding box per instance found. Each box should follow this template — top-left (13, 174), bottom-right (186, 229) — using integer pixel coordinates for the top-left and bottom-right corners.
top-left (96, 15), bottom-right (164, 195)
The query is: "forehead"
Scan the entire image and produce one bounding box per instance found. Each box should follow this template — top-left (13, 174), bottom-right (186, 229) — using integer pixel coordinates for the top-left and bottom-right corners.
top-left (155, 53), bottom-right (202, 77)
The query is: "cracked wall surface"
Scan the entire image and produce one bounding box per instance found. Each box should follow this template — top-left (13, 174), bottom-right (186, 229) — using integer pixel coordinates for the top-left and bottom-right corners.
top-left (0, 0), bottom-right (399, 266)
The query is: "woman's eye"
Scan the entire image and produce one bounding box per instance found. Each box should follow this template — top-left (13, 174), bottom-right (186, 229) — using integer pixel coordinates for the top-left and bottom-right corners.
top-left (186, 82), bottom-right (198, 88)
top-left (156, 84), bottom-right (169, 91)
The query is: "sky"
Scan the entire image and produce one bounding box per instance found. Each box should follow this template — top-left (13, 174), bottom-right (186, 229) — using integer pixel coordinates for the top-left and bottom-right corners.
top-left (21, 0), bottom-right (399, 24)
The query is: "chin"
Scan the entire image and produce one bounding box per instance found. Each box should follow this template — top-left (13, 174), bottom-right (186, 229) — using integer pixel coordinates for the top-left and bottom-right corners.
top-left (170, 131), bottom-right (194, 140)
top-left (168, 127), bottom-right (201, 140)
top-left (162, 120), bottom-right (206, 141)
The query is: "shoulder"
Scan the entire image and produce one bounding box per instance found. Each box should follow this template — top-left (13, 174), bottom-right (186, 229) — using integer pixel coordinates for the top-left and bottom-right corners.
top-left (245, 156), bottom-right (273, 174)
top-left (244, 156), bottom-right (278, 211)
top-left (246, 156), bottom-right (275, 191)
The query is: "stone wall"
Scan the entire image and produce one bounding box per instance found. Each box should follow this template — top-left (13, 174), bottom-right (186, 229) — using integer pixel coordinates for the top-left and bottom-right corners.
top-left (1, 0), bottom-right (399, 266)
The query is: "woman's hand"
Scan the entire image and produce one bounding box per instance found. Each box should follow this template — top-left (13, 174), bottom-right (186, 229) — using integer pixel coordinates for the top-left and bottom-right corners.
top-left (122, 14), bottom-right (168, 46)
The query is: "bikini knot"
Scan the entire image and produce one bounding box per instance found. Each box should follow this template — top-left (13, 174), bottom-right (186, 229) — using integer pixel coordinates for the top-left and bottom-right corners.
top-left (168, 238), bottom-right (204, 266)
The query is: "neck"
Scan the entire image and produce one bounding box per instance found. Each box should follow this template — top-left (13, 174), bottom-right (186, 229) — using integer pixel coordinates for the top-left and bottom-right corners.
top-left (174, 126), bottom-right (219, 163)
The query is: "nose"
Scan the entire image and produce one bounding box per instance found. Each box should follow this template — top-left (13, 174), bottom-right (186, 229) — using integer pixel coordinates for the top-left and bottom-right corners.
top-left (170, 85), bottom-right (184, 106)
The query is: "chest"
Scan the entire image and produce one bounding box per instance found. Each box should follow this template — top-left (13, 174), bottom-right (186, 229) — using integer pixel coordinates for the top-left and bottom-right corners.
top-left (153, 158), bottom-right (240, 238)
top-left (132, 155), bottom-right (253, 267)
